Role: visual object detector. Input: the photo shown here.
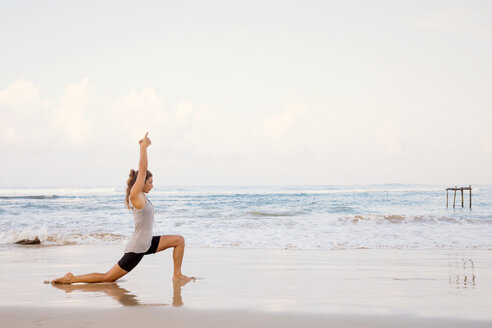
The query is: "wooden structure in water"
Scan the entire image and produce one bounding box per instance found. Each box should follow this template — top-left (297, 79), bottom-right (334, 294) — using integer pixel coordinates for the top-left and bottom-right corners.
top-left (446, 185), bottom-right (472, 209)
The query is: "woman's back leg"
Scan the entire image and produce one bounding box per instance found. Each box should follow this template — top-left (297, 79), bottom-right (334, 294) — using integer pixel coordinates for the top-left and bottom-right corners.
top-left (52, 263), bottom-right (128, 284)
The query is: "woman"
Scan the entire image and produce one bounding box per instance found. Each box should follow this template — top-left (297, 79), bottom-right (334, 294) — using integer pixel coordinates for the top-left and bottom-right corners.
top-left (52, 132), bottom-right (193, 283)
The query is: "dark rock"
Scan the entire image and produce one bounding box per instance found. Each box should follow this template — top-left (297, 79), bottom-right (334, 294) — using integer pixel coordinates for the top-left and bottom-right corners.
top-left (15, 237), bottom-right (41, 245)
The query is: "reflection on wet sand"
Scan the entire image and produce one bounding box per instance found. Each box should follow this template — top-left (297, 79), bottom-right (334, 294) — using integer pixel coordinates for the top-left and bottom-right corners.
top-left (51, 280), bottom-right (191, 307)
top-left (172, 280), bottom-right (187, 306)
top-left (449, 258), bottom-right (476, 289)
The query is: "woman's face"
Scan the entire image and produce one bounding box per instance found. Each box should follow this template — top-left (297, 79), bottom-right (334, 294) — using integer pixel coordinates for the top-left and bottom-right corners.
top-left (143, 176), bottom-right (153, 193)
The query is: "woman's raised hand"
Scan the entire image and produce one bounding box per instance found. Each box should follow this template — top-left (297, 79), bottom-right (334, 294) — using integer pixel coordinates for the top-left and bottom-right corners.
top-left (139, 132), bottom-right (151, 149)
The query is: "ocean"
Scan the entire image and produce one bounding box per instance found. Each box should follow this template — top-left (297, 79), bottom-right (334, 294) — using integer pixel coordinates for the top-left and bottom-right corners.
top-left (1, 185), bottom-right (491, 250)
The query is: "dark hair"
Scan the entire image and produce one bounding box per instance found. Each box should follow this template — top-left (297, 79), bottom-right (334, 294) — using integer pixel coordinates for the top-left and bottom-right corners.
top-left (125, 169), bottom-right (153, 209)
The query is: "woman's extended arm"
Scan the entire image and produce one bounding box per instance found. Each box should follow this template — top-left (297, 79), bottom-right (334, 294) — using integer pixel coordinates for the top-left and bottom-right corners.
top-left (130, 132), bottom-right (151, 208)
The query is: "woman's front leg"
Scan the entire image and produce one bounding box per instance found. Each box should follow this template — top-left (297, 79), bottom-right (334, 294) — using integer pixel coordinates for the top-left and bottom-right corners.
top-left (156, 235), bottom-right (194, 282)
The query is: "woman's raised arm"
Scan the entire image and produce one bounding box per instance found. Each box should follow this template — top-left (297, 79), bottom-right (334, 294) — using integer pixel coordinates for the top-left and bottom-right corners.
top-left (130, 132), bottom-right (151, 208)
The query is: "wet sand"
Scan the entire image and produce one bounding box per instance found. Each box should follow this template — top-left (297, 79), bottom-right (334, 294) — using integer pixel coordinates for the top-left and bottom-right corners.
top-left (0, 245), bottom-right (491, 326)
top-left (2, 306), bottom-right (492, 328)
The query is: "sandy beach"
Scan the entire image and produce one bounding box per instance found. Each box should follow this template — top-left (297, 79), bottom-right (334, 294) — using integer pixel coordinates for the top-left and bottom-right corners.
top-left (1, 245), bottom-right (491, 327)
top-left (3, 306), bottom-right (492, 328)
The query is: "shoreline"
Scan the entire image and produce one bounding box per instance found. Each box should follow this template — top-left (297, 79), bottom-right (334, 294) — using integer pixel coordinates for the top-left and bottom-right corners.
top-left (4, 242), bottom-right (492, 251)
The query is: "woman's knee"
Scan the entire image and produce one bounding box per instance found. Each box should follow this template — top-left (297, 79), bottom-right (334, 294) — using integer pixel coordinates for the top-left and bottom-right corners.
top-left (176, 235), bottom-right (185, 246)
top-left (102, 273), bottom-right (117, 282)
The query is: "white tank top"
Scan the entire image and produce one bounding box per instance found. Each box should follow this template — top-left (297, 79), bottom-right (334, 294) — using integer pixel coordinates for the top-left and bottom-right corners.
top-left (124, 196), bottom-right (154, 253)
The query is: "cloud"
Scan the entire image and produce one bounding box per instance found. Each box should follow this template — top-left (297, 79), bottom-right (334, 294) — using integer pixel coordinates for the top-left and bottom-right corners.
top-left (112, 87), bottom-right (168, 140)
top-left (0, 80), bottom-right (309, 160)
top-left (414, 7), bottom-right (490, 33)
top-left (110, 88), bottom-right (255, 158)
top-left (173, 103), bottom-right (250, 156)
top-left (1, 125), bottom-right (15, 143)
top-left (378, 120), bottom-right (402, 153)
top-left (51, 78), bottom-right (92, 145)
top-left (263, 104), bottom-right (308, 140)
top-left (0, 79), bottom-right (43, 107)
top-left (175, 101), bottom-right (193, 127)
top-left (0, 80), bottom-right (51, 145)
top-left (482, 134), bottom-right (492, 154)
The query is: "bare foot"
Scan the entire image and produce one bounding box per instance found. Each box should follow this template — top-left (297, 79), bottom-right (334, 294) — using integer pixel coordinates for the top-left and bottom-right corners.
top-left (173, 273), bottom-right (195, 282)
top-left (51, 272), bottom-right (74, 284)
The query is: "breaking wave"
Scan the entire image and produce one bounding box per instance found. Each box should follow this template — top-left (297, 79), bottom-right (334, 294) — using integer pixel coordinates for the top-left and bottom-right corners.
top-left (0, 226), bottom-right (125, 246)
top-left (0, 195), bottom-right (60, 200)
top-left (342, 214), bottom-right (491, 224)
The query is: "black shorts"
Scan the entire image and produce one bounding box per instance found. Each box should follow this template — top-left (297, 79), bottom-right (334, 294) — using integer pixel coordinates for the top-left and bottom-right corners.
top-left (117, 236), bottom-right (161, 272)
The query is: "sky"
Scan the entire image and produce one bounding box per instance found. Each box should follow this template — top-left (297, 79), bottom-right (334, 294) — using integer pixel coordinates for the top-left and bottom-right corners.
top-left (1, 0), bottom-right (491, 187)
